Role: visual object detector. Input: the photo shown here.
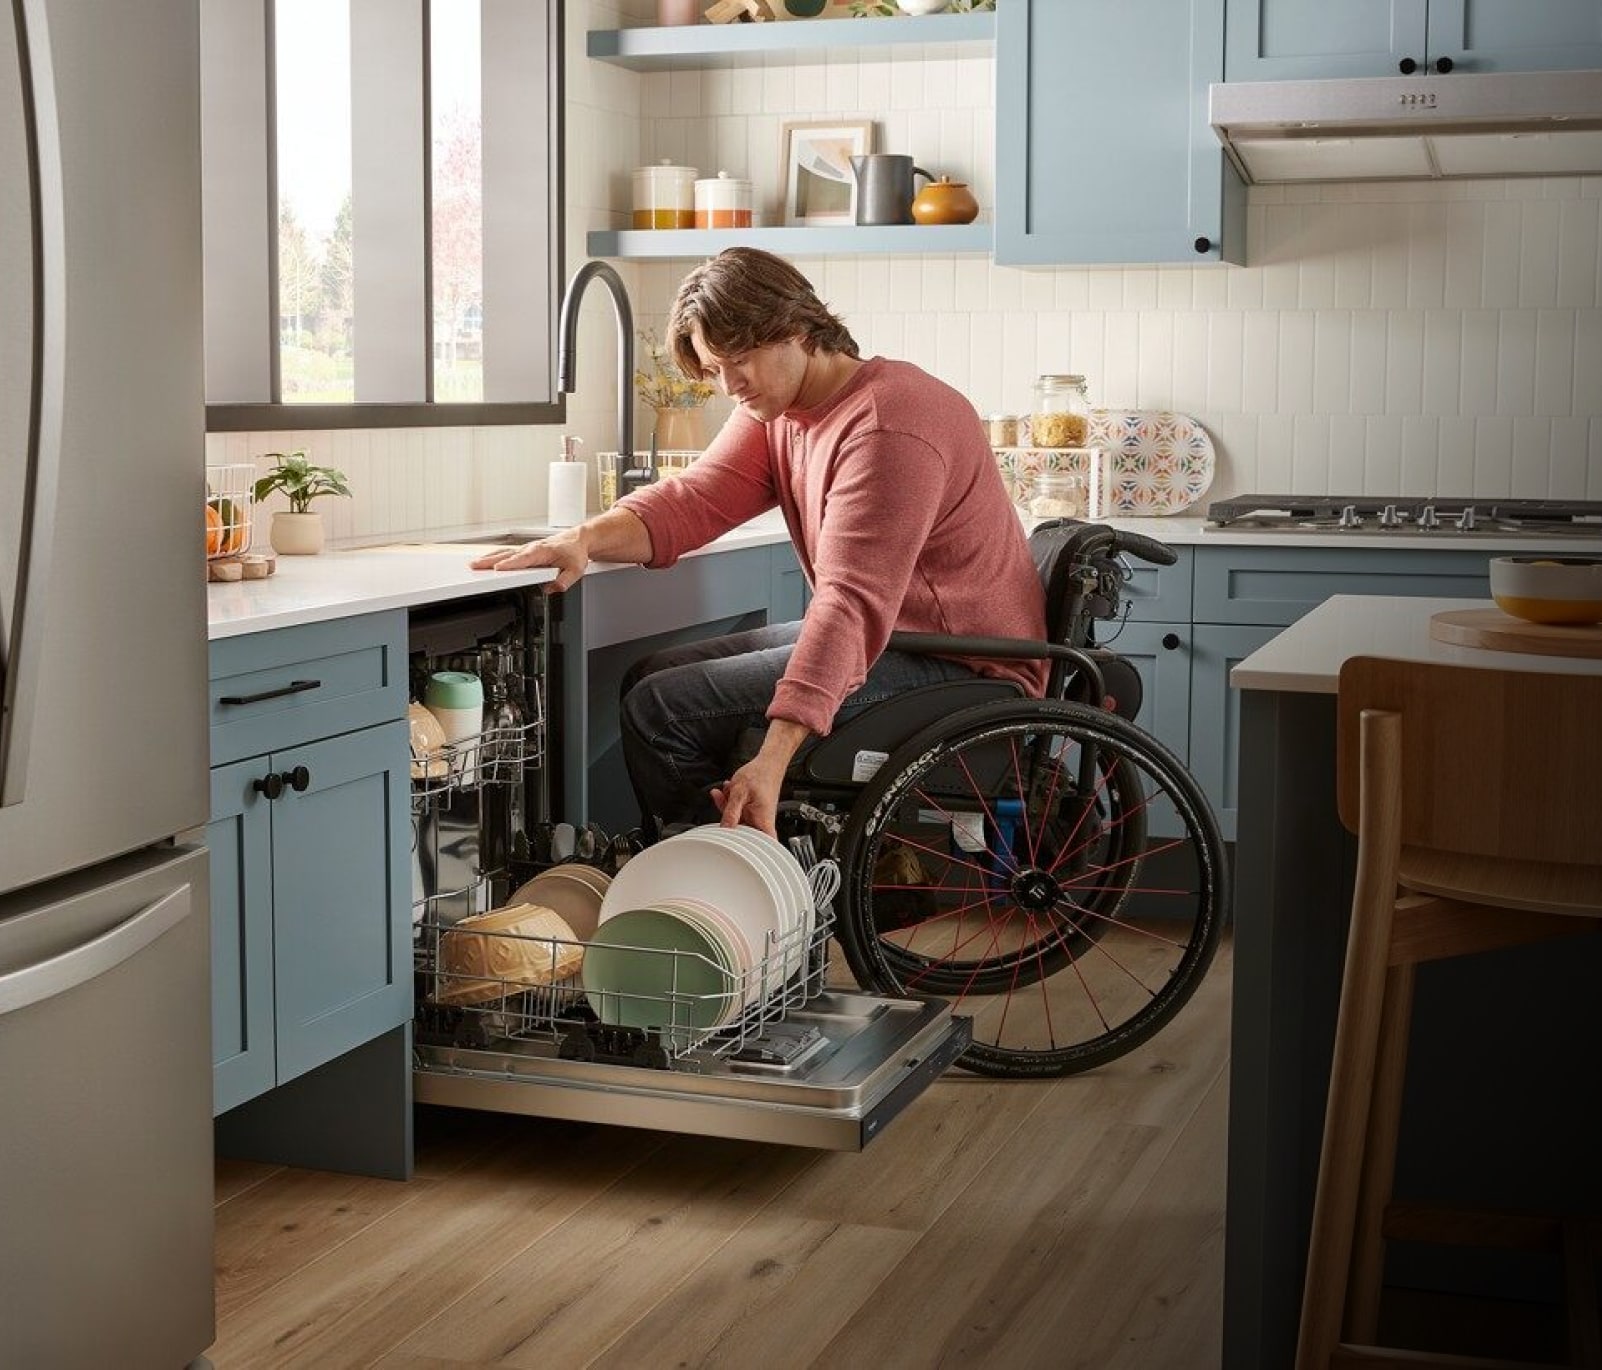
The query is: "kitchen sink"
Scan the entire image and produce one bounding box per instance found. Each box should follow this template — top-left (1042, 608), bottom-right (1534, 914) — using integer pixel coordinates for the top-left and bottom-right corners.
top-left (448, 528), bottom-right (561, 545)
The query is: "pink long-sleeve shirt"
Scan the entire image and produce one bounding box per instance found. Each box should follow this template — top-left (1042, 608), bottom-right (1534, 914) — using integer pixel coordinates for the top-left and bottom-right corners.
top-left (617, 356), bottom-right (1048, 736)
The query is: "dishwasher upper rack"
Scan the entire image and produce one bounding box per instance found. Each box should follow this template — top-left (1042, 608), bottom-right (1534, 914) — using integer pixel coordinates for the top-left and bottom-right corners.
top-left (410, 681), bottom-right (545, 810)
top-left (413, 859), bottom-right (840, 1063)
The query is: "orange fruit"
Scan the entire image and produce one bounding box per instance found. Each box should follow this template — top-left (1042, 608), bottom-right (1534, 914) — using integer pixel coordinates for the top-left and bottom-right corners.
top-left (205, 502), bottom-right (224, 556)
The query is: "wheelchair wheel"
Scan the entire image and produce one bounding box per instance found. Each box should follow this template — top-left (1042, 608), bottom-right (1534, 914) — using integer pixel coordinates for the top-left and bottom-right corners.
top-left (835, 697), bottom-right (1227, 1078)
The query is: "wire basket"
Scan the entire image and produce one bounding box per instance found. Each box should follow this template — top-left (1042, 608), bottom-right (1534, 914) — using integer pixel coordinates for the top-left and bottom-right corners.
top-left (204, 463), bottom-right (255, 560)
top-left (409, 711), bottom-right (546, 809)
top-left (414, 858), bottom-right (840, 1063)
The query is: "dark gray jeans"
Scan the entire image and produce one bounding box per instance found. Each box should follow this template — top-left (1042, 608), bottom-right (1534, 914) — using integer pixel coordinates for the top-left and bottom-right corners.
top-left (619, 621), bottom-right (977, 835)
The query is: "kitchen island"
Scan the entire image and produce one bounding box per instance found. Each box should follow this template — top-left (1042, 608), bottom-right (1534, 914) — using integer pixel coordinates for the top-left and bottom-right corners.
top-left (1222, 594), bottom-right (1602, 1369)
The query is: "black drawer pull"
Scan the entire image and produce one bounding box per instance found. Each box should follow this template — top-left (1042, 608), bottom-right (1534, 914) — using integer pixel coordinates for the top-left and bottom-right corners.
top-left (219, 678), bottom-right (321, 707)
top-left (1162, 633), bottom-right (1183, 651)
top-left (253, 773), bottom-right (285, 800)
top-left (282, 765), bottom-right (311, 793)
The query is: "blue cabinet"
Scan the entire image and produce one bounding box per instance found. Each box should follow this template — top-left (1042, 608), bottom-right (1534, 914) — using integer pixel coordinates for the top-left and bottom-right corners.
top-left (1186, 623), bottom-right (1279, 841)
top-left (995, 0), bottom-right (1245, 266)
top-left (1227, 0), bottom-right (1602, 79)
top-left (206, 612), bottom-right (411, 1117)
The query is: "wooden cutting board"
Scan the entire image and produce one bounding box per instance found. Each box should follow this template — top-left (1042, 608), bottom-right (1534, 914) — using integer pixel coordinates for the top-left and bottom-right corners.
top-left (1429, 608), bottom-right (1602, 659)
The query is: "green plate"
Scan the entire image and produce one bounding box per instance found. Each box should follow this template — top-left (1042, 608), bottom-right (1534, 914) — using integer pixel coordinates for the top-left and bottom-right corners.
top-left (583, 907), bottom-right (737, 1038)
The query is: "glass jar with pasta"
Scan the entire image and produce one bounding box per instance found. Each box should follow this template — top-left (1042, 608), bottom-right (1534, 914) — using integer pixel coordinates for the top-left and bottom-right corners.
top-left (1030, 374), bottom-right (1090, 449)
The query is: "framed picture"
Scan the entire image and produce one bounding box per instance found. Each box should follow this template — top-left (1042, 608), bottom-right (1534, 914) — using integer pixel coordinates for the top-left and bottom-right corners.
top-left (781, 120), bottom-right (874, 226)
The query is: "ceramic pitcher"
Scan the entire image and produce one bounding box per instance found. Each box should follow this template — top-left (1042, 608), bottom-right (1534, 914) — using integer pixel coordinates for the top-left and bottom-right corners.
top-left (849, 154), bottom-right (934, 226)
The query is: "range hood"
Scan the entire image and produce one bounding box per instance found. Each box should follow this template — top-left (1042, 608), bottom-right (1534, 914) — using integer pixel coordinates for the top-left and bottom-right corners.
top-left (1210, 68), bottom-right (1602, 184)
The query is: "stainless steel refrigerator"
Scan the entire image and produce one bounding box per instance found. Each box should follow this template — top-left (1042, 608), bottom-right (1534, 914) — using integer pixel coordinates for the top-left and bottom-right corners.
top-left (1, 0), bottom-right (215, 1364)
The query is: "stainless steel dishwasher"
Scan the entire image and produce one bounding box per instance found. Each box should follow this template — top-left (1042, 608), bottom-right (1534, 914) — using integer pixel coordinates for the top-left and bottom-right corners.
top-left (405, 592), bottom-right (969, 1151)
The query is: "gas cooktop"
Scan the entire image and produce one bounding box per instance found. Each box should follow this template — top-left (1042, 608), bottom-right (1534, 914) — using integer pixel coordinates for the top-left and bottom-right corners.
top-left (1204, 495), bottom-right (1602, 538)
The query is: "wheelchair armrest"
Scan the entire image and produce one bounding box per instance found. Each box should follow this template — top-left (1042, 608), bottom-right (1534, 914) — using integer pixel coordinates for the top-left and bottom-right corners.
top-left (887, 630), bottom-right (1083, 662)
top-left (886, 631), bottom-right (1107, 704)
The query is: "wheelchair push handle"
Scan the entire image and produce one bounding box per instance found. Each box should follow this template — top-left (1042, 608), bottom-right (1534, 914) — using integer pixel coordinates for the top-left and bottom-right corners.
top-left (1109, 528), bottom-right (1177, 568)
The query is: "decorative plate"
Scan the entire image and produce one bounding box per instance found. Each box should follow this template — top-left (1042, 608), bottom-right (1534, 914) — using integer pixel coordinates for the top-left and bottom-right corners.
top-left (1085, 409), bottom-right (1216, 516)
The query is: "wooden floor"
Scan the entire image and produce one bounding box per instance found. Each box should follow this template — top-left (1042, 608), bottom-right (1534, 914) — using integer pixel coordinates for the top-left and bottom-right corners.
top-left (208, 938), bottom-right (1232, 1369)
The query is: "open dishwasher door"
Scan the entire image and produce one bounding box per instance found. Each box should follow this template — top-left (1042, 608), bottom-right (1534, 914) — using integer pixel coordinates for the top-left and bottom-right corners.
top-left (413, 988), bottom-right (971, 1152)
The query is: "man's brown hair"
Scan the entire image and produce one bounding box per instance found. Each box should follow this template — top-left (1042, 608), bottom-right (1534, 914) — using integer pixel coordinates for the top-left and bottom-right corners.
top-left (667, 247), bottom-right (859, 379)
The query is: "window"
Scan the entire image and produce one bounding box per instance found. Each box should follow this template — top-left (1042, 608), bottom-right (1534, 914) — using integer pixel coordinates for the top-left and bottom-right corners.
top-left (200, 0), bottom-right (562, 429)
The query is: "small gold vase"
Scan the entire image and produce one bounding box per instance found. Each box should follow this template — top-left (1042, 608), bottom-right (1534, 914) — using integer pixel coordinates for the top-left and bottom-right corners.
top-left (652, 405), bottom-right (706, 453)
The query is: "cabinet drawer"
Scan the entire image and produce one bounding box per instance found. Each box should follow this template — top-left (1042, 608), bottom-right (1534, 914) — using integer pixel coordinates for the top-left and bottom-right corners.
top-left (1194, 547), bottom-right (1496, 627)
top-left (208, 612), bottom-right (408, 765)
top-left (1121, 546), bottom-right (1194, 623)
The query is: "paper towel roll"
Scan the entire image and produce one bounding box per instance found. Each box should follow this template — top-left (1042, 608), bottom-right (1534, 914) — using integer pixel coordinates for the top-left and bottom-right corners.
top-left (547, 462), bottom-right (587, 527)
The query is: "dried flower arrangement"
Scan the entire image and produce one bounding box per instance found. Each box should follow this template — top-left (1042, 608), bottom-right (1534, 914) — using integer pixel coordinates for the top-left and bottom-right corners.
top-left (634, 327), bottom-right (715, 409)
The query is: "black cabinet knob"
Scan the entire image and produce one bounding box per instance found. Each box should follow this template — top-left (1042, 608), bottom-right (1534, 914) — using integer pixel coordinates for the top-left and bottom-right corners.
top-left (1162, 632), bottom-right (1182, 651)
top-left (1398, 56), bottom-right (1419, 73)
top-left (1193, 236), bottom-right (1212, 254)
top-left (1433, 55), bottom-right (1454, 73)
top-left (253, 773), bottom-right (285, 800)
top-left (282, 765), bottom-right (311, 793)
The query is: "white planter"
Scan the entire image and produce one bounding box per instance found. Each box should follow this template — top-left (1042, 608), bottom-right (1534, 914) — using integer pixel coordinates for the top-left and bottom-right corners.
top-left (269, 511), bottom-right (325, 555)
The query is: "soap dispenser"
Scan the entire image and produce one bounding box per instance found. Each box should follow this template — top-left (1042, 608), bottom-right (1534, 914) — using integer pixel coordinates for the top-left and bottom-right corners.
top-left (547, 434), bottom-right (588, 528)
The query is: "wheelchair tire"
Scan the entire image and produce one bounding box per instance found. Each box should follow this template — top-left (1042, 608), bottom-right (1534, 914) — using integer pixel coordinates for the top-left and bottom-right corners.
top-left (835, 697), bottom-right (1227, 1078)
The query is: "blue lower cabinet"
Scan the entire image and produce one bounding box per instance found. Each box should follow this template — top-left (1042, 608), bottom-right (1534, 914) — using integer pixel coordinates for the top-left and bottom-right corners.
top-left (995, 0), bottom-right (1243, 265)
top-left (207, 758), bottom-right (277, 1115)
top-left (1104, 621), bottom-right (1193, 764)
top-left (1187, 624), bottom-right (1281, 842)
top-left (268, 721), bottom-right (412, 1084)
top-left (770, 543), bottom-right (809, 625)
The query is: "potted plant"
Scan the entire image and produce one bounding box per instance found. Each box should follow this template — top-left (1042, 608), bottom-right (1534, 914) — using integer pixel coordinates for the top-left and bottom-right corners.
top-left (252, 451), bottom-right (352, 555)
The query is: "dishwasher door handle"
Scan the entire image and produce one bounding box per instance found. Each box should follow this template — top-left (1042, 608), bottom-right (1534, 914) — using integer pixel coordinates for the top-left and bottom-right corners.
top-left (0, 885), bottom-right (189, 1017)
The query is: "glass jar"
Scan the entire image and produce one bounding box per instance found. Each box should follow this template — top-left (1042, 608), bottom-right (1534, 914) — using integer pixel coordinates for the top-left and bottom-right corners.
top-left (1031, 374), bottom-right (1090, 449)
top-left (984, 414), bottom-right (1018, 447)
top-left (1029, 470), bottom-right (1088, 521)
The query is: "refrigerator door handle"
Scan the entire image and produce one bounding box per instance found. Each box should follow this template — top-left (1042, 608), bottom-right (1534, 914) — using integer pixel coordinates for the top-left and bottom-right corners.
top-left (0, 885), bottom-right (189, 1017)
top-left (0, 0), bottom-right (67, 811)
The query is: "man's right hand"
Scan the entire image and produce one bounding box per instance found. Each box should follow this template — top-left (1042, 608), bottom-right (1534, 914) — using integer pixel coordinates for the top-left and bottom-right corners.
top-left (470, 527), bottom-right (589, 592)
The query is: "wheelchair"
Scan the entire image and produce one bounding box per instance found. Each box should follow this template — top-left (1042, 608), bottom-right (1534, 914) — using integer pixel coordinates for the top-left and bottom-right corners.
top-left (776, 519), bottom-right (1229, 1079)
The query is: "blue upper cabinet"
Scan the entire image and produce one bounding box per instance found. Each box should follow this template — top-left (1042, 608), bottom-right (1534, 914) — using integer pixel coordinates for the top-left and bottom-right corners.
top-left (994, 0), bottom-right (1245, 267)
top-left (1226, 0), bottom-right (1428, 79)
top-left (1227, 0), bottom-right (1602, 79)
top-left (1427, 0), bottom-right (1602, 73)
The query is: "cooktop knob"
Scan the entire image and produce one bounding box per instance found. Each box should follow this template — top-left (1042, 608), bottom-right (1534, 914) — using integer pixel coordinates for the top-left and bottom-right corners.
top-left (1379, 503), bottom-right (1403, 528)
top-left (1417, 504), bottom-right (1440, 530)
top-left (1456, 505), bottom-right (1478, 532)
top-left (1339, 504), bottom-right (1362, 529)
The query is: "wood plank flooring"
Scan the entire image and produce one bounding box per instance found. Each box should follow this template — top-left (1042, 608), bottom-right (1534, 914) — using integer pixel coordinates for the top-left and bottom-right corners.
top-left (208, 938), bottom-right (1232, 1369)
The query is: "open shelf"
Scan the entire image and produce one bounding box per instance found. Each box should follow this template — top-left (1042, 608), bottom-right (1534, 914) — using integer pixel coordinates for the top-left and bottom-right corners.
top-left (587, 223), bottom-right (992, 259)
top-left (586, 11), bottom-right (996, 71)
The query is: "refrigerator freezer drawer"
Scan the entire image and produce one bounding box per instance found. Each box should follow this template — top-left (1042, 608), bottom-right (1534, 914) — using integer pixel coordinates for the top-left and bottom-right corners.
top-left (0, 844), bottom-right (214, 1366)
top-left (414, 992), bottom-right (971, 1151)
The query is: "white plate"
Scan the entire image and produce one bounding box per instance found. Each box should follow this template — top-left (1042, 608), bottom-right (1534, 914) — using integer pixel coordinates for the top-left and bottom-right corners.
top-left (599, 831), bottom-right (787, 959)
top-left (689, 825), bottom-right (813, 945)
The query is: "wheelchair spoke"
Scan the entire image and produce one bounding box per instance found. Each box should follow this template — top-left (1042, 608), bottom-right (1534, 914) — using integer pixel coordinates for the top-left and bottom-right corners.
top-left (1043, 902), bottom-right (1167, 999)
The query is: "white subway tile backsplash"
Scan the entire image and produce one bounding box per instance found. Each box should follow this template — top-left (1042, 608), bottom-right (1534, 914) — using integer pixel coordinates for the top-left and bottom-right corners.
top-left (1405, 203), bottom-right (1446, 310)
top-left (1474, 417), bottom-right (1515, 497)
top-left (1519, 200), bottom-right (1562, 309)
top-left (1136, 312), bottom-right (1174, 411)
top-left (1400, 415), bottom-right (1439, 497)
top-left (1313, 310), bottom-right (1352, 415)
top-left (1481, 200), bottom-right (1523, 309)
top-left (1240, 313), bottom-right (1280, 416)
top-left (1511, 416), bottom-right (1552, 498)
top-left (1205, 312), bottom-right (1244, 414)
top-left (1291, 414), bottom-right (1330, 492)
top-left (1457, 310), bottom-right (1500, 418)
top-left (1495, 309), bottom-right (1538, 416)
top-left (1278, 311), bottom-right (1316, 416)
top-left (1102, 312), bottom-right (1140, 409)
top-left (1436, 416), bottom-right (1476, 496)
top-left (1550, 417), bottom-right (1592, 499)
top-left (1384, 311), bottom-right (1425, 415)
top-left (1257, 414), bottom-right (1295, 491)
top-left (1535, 310), bottom-right (1576, 416)
top-left (1557, 197), bottom-right (1600, 307)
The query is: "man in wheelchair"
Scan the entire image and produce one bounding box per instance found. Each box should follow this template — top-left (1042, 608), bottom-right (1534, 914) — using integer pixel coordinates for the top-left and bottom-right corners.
top-left (475, 250), bottom-right (1227, 1077)
top-left (474, 246), bottom-right (1050, 839)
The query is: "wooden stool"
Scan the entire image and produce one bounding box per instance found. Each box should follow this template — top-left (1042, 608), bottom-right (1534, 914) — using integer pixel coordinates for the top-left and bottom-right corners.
top-left (1296, 657), bottom-right (1602, 1370)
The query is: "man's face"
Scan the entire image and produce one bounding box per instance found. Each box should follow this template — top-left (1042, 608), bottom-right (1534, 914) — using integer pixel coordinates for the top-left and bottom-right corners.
top-left (690, 327), bottom-right (810, 423)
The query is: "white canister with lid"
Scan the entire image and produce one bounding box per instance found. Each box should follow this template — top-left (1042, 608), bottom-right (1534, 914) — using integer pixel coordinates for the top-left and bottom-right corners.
top-left (632, 160), bottom-right (697, 230)
top-left (694, 171), bottom-right (754, 229)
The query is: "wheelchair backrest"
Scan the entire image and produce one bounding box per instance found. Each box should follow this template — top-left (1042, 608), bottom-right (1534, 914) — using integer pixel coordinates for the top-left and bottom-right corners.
top-left (1027, 518), bottom-right (1124, 645)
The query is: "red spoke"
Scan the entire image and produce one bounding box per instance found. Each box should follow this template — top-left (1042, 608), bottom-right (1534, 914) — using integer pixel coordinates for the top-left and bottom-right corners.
top-left (1059, 835), bottom-right (1192, 886)
top-left (1041, 750), bottom-right (1115, 879)
top-left (1054, 901), bottom-right (1195, 952)
top-left (952, 750), bottom-right (1022, 877)
top-left (1027, 735), bottom-right (1070, 869)
top-left (880, 830), bottom-right (1000, 884)
top-left (1007, 735), bottom-right (1036, 869)
top-left (1027, 912), bottom-right (1058, 1050)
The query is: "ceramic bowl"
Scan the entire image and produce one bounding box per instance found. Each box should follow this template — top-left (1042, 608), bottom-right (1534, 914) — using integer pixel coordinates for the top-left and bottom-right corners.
top-left (1488, 555), bottom-right (1602, 625)
top-left (895, 0), bottom-right (949, 12)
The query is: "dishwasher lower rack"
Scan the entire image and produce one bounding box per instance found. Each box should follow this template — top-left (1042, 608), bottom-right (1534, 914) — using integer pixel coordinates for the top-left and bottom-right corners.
top-left (412, 865), bottom-right (836, 1065)
top-left (410, 861), bottom-right (973, 1150)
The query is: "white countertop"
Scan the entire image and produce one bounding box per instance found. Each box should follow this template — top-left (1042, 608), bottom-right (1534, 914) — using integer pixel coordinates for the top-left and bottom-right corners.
top-left (207, 511), bottom-right (792, 640)
top-left (1232, 594), bottom-right (1602, 695)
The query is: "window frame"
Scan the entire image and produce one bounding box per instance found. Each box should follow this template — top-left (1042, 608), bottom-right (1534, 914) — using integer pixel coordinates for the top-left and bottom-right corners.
top-left (202, 0), bottom-right (565, 432)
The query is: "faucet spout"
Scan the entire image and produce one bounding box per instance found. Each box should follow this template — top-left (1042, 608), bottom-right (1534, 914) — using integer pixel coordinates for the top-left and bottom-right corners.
top-left (556, 260), bottom-right (634, 468)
